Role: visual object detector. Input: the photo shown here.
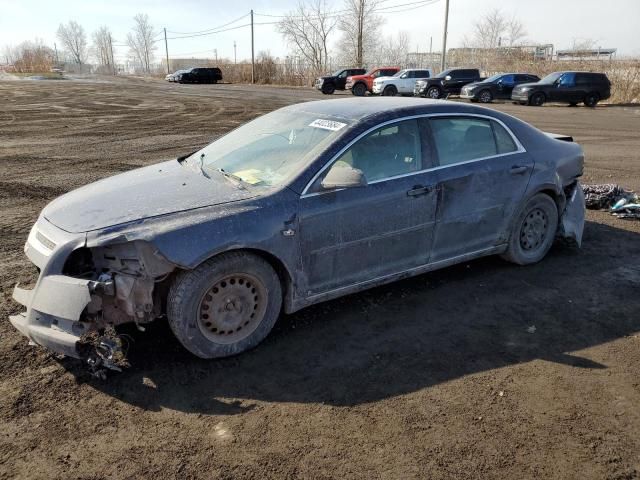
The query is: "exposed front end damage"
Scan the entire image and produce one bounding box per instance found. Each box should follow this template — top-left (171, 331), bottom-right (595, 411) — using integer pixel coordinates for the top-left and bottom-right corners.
top-left (10, 219), bottom-right (175, 373)
top-left (559, 181), bottom-right (586, 247)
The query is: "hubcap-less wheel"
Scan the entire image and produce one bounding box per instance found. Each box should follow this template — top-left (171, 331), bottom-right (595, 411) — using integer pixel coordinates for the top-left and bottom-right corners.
top-left (197, 273), bottom-right (267, 344)
top-left (479, 90), bottom-right (492, 103)
top-left (520, 208), bottom-right (549, 252)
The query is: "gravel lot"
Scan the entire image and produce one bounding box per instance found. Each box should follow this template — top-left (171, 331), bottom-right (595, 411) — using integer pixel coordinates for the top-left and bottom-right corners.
top-left (1, 76), bottom-right (639, 480)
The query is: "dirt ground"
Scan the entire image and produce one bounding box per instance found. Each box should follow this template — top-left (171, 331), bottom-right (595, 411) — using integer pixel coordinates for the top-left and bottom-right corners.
top-left (1, 77), bottom-right (640, 480)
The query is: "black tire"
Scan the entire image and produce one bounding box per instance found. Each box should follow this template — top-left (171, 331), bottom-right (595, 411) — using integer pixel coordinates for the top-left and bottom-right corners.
top-left (478, 89), bottom-right (493, 103)
top-left (568, 102), bottom-right (578, 107)
top-left (584, 92), bottom-right (599, 108)
top-left (352, 83), bottom-right (367, 96)
top-left (167, 251), bottom-right (282, 359)
top-left (502, 193), bottom-right (559, 265)
top-left (382, 85), bottom-right (397, 96)
top-left (529, 92), bottom-right (545, 107)
top-left (321, 83), bottom-right (336, 95)
top-left (426, 86), bottom-right (441, 99)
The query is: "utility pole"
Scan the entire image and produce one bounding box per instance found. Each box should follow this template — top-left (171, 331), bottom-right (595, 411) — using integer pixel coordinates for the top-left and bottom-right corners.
top-left (108, 33), bottom-right (116, 75)
top-left (250, 9), bottom-right (255, 83)
top-left (429, 36), bottom-right (433, 70)
top-left (440, 0), bottom-right (450, 71)
top-left (234, 41), bottom-right (237, 65)
top-left (164, 27), bottom-right (170, 74)
top-left (214, 48), bottom-right (218, 62)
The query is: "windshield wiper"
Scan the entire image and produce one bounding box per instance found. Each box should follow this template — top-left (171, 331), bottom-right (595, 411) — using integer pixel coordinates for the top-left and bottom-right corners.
top-left (217, 168), bottom-right (248, 189)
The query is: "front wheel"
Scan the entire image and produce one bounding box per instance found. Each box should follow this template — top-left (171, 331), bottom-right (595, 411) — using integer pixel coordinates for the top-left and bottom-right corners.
top-left (502, 193), bottom-right (558, 265)
top-left (426, 86), bottom-right (441, 99)
top-left (529, 92), bottom-right (545, 106)
top-left (352, 83), bottom-right (367, 96)
top-left (478, 89), bottom-right (493, 103)
top-left (167, 252), bottom-right (282, 358)
top-left (321, 83), bottom-right (335, 95)
top-left (382, 85), bottom-right (397, 96)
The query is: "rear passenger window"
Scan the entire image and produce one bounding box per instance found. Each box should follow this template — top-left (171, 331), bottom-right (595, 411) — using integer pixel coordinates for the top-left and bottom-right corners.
top-left (430, 117), bottom-right (518, 166)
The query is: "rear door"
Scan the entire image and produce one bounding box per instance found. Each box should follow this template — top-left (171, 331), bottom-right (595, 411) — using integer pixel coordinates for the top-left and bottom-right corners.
top-left (427, 115), bottom-right (534, 261)
top-left (298, 118), bottom-right (438, 295)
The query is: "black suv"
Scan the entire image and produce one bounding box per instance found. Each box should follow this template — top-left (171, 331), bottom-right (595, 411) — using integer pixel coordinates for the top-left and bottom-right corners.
top-left (461, 73), bottom-right (540, 103)
top-left (315, 68), bottom-right (366, 94)
top-left (177, 67), bottom-right (223, 84)
top-left (414, 68), bottom-right (482, 99)
top-left (511, 71), bottom-right (611, 107)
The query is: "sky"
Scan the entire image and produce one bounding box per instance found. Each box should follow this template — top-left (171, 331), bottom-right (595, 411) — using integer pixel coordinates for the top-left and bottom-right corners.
top-left (1, 0), bottom-right (639, 65)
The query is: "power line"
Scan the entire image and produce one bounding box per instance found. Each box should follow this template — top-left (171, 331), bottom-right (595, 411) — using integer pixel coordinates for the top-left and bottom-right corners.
top-left (166, 13), bottom-right (249, 35)
top-left (163, 23), bottom-right (251, 41)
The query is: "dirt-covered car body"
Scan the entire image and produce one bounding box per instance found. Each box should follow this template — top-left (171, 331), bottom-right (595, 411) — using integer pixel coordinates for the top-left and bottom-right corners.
top-left (10, 98), bottom-right (585, 363)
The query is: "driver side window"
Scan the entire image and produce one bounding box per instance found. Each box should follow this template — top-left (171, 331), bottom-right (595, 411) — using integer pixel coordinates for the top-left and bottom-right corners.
top-left (326, 119), bottom-right (423, 184)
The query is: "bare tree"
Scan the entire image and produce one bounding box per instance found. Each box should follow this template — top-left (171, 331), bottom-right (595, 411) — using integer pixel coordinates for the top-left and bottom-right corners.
top-left (126, 13), bottom-right (156, 74)
top-left (470, 9), bottom-right (527, 48)
top-left (278, 0), bottom-right (337, 73)
top-left (3, 39), bottom-right (54, 72)
top-left (339, 0), bottom-right (383, 67)
top-left (92, 26), bottom-right (114, 70)
top-left (381, 31), bottom-right (410, 65)
top-left (56, 20), bottom-right (87, 65)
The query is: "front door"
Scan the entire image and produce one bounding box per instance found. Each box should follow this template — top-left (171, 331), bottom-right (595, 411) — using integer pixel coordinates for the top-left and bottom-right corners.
top-left (496, 74), bottom-right (516, 99)
top-left (298, 119), bottom-right (438, 295)
top-left (428, 115), bottom-right (534, 261)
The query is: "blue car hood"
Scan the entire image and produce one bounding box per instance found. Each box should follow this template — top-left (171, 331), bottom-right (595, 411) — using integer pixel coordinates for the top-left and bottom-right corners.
top-left (43, 160), bottom-right (255, 233)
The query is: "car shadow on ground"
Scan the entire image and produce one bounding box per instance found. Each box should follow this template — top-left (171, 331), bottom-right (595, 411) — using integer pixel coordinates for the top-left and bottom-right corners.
top-left (67, 220), bottom-right (640, 415)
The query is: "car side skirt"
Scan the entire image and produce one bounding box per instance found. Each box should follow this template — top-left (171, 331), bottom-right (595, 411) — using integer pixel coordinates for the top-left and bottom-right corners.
top-left (291, 244), bottom-right (506, 312)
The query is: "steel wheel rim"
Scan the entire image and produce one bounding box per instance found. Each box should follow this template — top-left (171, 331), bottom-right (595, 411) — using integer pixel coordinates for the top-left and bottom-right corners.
top-left (480, 91), bottom-right (491, 102)
top-left (520, 208), bottom-right (549, 251)
top-left (197, 273), bottom-right (268, 344)
top-left (428, 88), bottom-right (440, 99)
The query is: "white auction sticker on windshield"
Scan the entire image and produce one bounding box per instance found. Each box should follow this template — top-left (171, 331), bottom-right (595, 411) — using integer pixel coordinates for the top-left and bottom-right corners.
top-left (309, 119), bottom-right (347, 131)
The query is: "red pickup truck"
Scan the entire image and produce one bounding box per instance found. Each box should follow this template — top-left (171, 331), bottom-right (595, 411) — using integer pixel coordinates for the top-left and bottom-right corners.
top-left (346, 67), bottom-right (401, 96)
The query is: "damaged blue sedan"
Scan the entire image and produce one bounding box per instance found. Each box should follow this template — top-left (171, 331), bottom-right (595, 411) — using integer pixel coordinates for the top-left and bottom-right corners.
top-left (10, 98), bottom-right (585, 370)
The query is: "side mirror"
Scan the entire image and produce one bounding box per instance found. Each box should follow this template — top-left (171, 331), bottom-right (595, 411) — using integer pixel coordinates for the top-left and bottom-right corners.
top-left (444, 75), bottom-right (452, 81)
top-left (321, 164), bottom-right (367, 190)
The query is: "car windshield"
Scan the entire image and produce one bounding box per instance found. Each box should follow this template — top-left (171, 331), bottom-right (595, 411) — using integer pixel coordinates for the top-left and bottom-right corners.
top-left (331, 69), bottom-right (344, 76)
top-left (484, 73), bottom-right (504, 82)
top-left (187, 110), bottom-right (350, 187)
top-left (539, 72), bottom-right (563, 84)
top-left (435, 69), bottom-right (452, 79)
top-left (392, 70), bottom-right (406, 77)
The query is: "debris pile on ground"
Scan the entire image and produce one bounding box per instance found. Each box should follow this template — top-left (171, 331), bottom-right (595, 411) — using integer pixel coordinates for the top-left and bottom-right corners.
top-left (582, 184), bottom-right (640, 219)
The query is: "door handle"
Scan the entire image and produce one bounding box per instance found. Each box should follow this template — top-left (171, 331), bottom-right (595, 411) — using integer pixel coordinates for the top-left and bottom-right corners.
top-left (510, 165), bottom-right (530, 175)
top-left (407, 185), bottom-right (433, 197)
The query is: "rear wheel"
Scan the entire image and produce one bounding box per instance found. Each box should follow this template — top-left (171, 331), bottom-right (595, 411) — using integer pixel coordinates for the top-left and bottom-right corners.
top-left (584, 92), bottom-right (599, 108)
top-left (478, 89), bottom-right (493, 103)
top-left (529, 92), bottom-right (545, 106)
top-left (352, 83), bottom-right (367, 96)
top-left (502, 194), bottom-right (558, 265)
top-left (427, 86), bottom-right (441, 99)
top-left (382, 85), bottom-right (397, 96)
top-left (321, 83), bottom-right (336, 95)
top-left (167, 252), bottom-right (282, 358)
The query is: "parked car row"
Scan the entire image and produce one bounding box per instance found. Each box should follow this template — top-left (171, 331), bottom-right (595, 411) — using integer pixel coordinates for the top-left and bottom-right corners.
top-left (316, 67), bottom-right (611, 107)
top-left (165, 67), bottom-right (223, 84)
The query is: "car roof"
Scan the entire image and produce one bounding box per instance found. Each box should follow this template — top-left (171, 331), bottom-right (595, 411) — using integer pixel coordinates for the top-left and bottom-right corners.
top-left (283, 97), bottom-right (500, 122)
